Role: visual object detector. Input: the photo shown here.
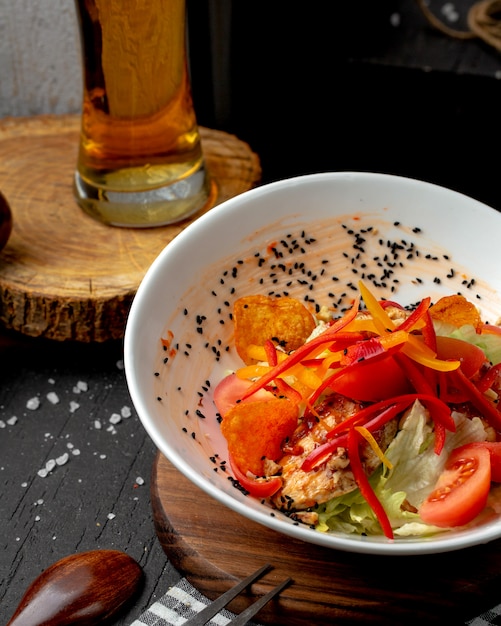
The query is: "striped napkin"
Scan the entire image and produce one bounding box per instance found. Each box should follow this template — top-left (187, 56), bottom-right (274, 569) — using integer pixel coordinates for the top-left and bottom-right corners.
top-left (130, 577), bottom-right (501, 626)
top-left (130, 577), bottom-right (259, 626)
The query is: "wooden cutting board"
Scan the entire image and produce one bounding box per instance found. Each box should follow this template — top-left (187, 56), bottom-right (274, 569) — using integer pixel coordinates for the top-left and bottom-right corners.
top-left (151, 452), bottom-right (501, 625)
top-left (0, 115), bottom-right (261, 342)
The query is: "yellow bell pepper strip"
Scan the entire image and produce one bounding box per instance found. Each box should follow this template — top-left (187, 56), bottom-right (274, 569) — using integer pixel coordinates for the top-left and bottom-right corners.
top-left (402, 335), bottom-right (460, 372)
top-left (355, 426), bottom-right (393, 470)
top-left (347, 427), bottom-right (394, 539)
top-left (449, 367), bottom-right (501, 431)
top-left (236, 364), bottom-right (271, 380)
top-left (240, 298), bottom-right (361, 401)
top-left (358, 280), bottom-right (396, 334)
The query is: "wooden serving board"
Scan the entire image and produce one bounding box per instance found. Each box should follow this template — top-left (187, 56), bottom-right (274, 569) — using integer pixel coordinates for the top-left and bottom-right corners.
top-left (152, 452), bottom-right (501, 625)
top-left (0, 115), bottom-right (261, 342)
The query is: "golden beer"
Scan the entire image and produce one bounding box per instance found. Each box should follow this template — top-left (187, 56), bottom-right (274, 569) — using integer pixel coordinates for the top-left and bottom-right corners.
top-left (73, 0), bottom-right (212, 227)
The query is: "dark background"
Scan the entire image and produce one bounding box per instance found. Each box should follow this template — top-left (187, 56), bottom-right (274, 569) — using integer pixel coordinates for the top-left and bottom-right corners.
top-left (188, 0), bottom-right (501, 212)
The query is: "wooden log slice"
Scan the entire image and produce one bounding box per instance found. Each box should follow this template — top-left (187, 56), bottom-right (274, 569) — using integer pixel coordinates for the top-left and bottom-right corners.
top-left (0, 115), bottom-right (261, 342)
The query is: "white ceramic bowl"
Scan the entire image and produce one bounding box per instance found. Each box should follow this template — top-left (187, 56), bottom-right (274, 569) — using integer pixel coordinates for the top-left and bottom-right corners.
top-left (125, 171), bottom-right (501, 555)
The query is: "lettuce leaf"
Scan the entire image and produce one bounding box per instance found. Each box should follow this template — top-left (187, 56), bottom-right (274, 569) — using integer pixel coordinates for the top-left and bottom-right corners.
top-left (315, 401), bottom-right (488, 537)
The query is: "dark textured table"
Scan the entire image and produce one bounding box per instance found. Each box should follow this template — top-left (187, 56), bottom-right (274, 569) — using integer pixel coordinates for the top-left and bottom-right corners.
top-left (2, 1), bottom-right (501, 623)
top-left (0, 333), bottom-right (181, 624)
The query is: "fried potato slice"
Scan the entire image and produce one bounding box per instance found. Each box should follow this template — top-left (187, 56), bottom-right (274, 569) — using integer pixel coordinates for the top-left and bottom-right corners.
top-left (234, 295), bottom-right (316, 364)
top-left (221, 398), bottom-right (299, 476)
top-left (429, 294), bottom-right (483, 331)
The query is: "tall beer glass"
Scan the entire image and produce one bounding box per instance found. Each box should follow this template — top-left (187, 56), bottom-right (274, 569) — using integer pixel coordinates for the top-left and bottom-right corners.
top-left (73, 0), bottom-right (212, 227)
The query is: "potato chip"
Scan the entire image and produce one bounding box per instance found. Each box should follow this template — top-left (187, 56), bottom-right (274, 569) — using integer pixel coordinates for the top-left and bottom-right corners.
top-left (221, 397), bottom-right (299, 476)
top-left (234, 295), bottom-right (316, 365)
top-left (429, 294), bottom-right (483, 331)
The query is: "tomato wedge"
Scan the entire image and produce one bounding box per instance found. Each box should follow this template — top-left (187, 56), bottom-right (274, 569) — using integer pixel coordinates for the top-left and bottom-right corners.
top-left (213, 373), bottom-right (274, 417)
top-left (419, 444), bottom-right (491, 528)
top-left (331, 353), bottom-right (412, 402)
top-left (464, 441), bottom-right (501, 482)
top-left (435, 336), bottom-right (487, 378)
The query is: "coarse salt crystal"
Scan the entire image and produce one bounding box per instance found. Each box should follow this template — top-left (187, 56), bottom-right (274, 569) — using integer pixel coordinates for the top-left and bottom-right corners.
top-left (94, 419), bottom-right (102, 429)
top-left (77, 381), bottom-right (88, 392)
top-left (69, 401), bottom-right (80, 413)
top-left (56, 453), bottom-right (69, 466)
top-left (37, 468), bottom-right (48, 478)
top-left (72, 449), bottom-right (81, 456)
top-left (116, 359), bottom-right (124, 370)
top-left (45, 459), bottom-right (56, 472)
top-left (109, 413), bottom-right (121, 425)
top-left (0, 421), bottom-right (6, 428)
top-left (7, 416), bottom-right (17, 425)
top-left (107, 513), bottom-right (116, 520)
top-left (26, 397), bottom-right (40, 410)
top-left (121, 406), bottom-right (132, 418)
top-left (47, 392), bottom-right (59, 404)
top-left (35, 515), bottom-right (41, 522)
top-left (135, 477), bottom-right (145, 486)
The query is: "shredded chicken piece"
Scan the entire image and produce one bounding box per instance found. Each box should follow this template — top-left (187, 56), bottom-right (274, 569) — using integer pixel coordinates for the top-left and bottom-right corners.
top-left (272, 394), bottom-right (397, 511)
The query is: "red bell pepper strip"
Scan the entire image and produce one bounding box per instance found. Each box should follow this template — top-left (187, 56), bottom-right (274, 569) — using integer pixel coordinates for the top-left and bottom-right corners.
top-left (476, 362), bottom-right (501, 394)
top-left (272, 378), bottom-right (303, 404)
top-left (397, 297), bottom-right (431, 333)
top-left (301, 403), bottom-right (405, 472)
top-left (228, 454), bottom-right (282, 498)
top-left (422, 311), bottom-right (438, 352)
top-left (326, 393), bottom-right (454, 441)
top-left (393, 353), bottom-right (448, 453)
top-left (449, 368), bottom-right (501, 431)
top-left (241, 298), bottom-right (360, 400)
top-left (433, 421), bottom-right (447, 455)
top-left (347, 427), bottom-right (394, 539)
top-left (302, 393), bottom-right (454, 473)
top-left (264, 338), bottom-right (278, 367)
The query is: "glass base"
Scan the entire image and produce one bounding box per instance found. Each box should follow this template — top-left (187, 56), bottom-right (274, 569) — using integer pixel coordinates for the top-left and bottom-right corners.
top-left (74, 165), bottom-right (213, 228)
